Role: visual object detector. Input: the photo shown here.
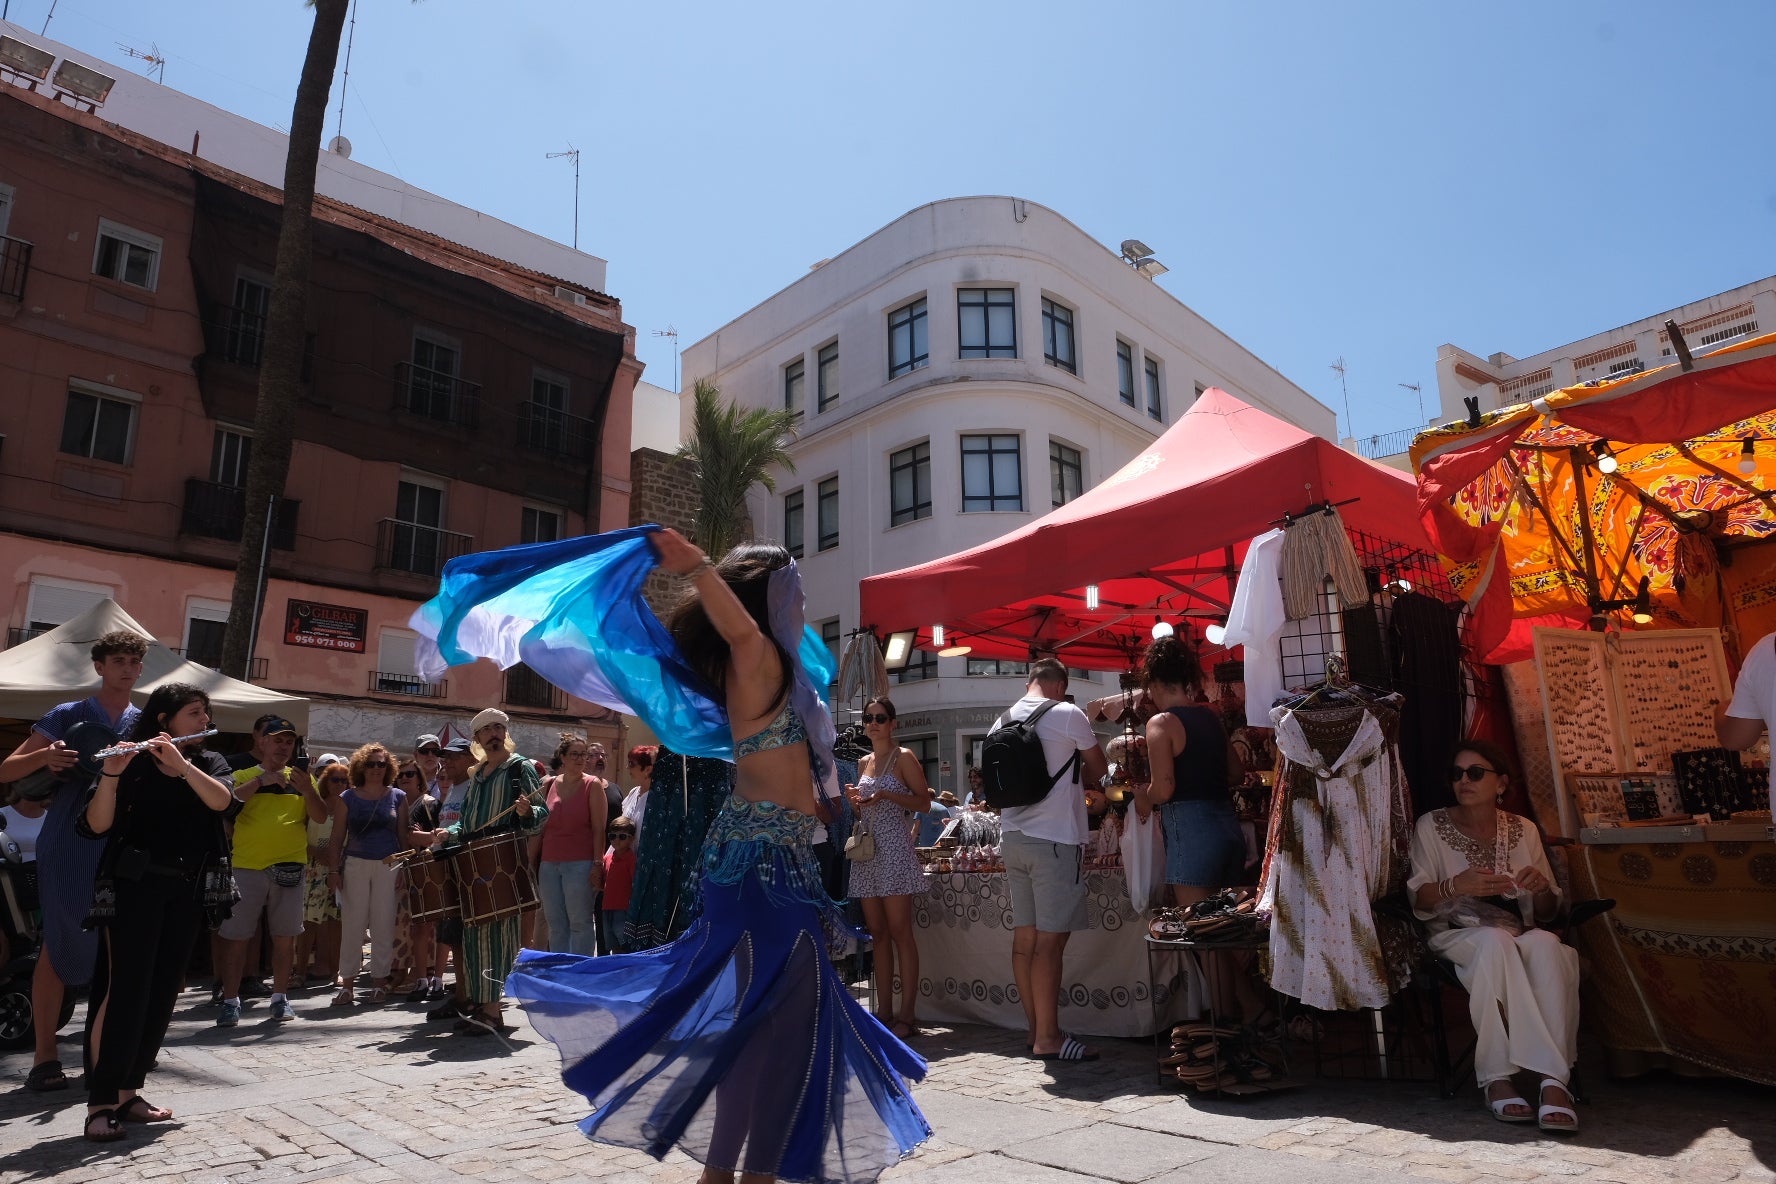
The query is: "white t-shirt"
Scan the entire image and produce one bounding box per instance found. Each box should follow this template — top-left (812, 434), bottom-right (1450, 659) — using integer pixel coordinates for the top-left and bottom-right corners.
top-left (437, 778), bottom-right (471, 842)
top-left (1725, 631), bottom-right (1776, 813)
top-left (995, 693), bottom-right (1099, 847)
top-left (1, 806), bottom-right (44, 861)
top-left (622, 787), bottom-right (648, 840)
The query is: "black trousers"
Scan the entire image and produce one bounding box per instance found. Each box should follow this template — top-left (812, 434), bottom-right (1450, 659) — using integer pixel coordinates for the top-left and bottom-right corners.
top-left (87, 871), bottom-right (205, 1106)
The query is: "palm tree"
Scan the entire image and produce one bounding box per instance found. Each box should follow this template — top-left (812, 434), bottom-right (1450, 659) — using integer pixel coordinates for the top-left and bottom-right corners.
top-left (219, 0), bottom-right (349, 680)
top-left (676, 379), bottom-right (799, 558)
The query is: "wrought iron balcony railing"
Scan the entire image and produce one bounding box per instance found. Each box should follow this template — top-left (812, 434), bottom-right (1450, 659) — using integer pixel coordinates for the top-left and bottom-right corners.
top-left (368, 671), bottom-right (448, 698)
top-left (180, 479), bottom-right (299, 550)
top-left (504, 663), bottom-right (566, 711)
top-left (517, 400), bottom-right (597, 460)
top-left (375, 517), bottom-right (472, 578)
top-left (0, 235), bottom-right (31, 301)
top-left (396, 361), bottom-right (480, 428)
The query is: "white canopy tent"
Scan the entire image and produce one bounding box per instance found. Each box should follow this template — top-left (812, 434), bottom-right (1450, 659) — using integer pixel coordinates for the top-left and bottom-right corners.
top-left (0, 599), bottom-right (308, 733)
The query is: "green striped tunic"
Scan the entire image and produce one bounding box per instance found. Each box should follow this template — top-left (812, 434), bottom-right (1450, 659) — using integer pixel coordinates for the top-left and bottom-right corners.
top-left (452, 752), bottom-right (546, 1004)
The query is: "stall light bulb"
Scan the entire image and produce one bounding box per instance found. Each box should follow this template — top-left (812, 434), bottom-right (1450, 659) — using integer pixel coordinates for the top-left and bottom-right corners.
top-left (1739, 438), bottom-right (1758, 476)
top-left (1597, 452), bottom-right (1619, 475)
top-left (1151, 619), bottom-right (1174, 639)
top-left (1204, 623), bottom-right (1227, 646)
top-left (1084, 584), bottom-right (1100, 610)
top-left (931, 624), bottom-right (945, 649)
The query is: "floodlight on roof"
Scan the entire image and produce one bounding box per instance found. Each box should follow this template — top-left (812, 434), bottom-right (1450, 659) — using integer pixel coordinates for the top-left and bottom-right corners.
top-left (52, 59), bottom-right (116, 109)
top-left (1120, 239), bottom-right (1154, 263)
top-left (0, 35), bottom-right (55, 86)
top-left (1135, 257), bottom-right (1169, 279)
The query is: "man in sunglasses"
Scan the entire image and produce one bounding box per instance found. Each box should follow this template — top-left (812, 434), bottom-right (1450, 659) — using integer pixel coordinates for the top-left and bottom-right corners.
top-left (215, 715), bottom-right (328, 1027)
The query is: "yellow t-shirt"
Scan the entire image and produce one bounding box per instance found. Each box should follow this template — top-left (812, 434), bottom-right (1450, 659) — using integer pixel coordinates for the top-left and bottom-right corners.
top-left (230, 765), bottom-right (310, 870)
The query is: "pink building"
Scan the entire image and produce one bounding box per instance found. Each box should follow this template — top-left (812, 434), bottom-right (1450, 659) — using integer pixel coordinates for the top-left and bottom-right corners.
top-left (0, 28), bottom-right (641, 758)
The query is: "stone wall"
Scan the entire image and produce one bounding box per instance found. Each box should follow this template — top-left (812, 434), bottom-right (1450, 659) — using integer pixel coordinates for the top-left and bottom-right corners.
top-left (629, 446), bottom-right (699, 616)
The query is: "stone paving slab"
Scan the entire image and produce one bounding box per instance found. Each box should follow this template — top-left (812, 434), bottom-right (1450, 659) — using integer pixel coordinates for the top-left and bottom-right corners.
top-left (0, 983), bottom-right (1770, 1184)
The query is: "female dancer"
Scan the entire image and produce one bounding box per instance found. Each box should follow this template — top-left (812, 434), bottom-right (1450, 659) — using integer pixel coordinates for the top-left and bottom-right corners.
top-left (845, 696), bottom-right (932, 1037)
top-left (431, 527), bottom-right (929, 1184)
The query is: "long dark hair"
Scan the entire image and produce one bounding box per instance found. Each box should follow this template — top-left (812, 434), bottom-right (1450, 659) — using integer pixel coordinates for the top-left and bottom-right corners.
top-left (130, 682), bottom-right (210, 742)
top-left (667, 541), bottom-right (794, 713)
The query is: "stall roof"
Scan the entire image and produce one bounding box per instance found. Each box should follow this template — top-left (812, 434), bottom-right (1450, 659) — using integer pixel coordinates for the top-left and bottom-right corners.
top-left (1410, 332), bottom-right (1776, 665)
top-left (0, 600), bottom-right (308, 732)
top-left (858, 389), bottom-right (1431, 669)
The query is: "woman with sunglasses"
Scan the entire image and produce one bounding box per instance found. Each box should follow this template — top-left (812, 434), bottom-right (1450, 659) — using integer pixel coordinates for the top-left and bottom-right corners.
top-left (395, 760), bottom-right (442, 1000)
top-left (328, 743), bottom-right (411, 1005)
top-left (295, 758), bottom-right (347, 988)
top-left (845, 696), bottom-right (933, 1038)
top-left (1407, 739), bottom-right (1578, 1133)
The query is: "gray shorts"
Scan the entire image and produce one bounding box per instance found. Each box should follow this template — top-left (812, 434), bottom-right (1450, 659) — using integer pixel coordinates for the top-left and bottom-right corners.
top-left (219, 866), bottom-right (307, 940)
top-left (1001, 829), bottom-right (1090, 933)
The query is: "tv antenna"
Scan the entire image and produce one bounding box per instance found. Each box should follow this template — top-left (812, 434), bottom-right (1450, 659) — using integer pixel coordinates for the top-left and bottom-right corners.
top-left (546, 145), bottom-right (581, 250)
top-left (334, 0), bottom-right (358, 144)
top-left (1399, 381), bottom-right (1424, 424)
top-left (1330, 356), bottom-right (1354, 439)
top-left (652, 326), bottom-right (679, 392)
top-left (118, 42), bottom-right (166, 84)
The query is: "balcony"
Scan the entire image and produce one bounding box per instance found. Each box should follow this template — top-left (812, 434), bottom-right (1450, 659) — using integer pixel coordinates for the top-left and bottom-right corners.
top-left (204, 301), bottom-right (267, 367)
top-left (517, 401), bottom-right (597, 460)
top-left (180, 479), bottom-right (299, 550)
top-left (375, 518), bottom-right (472, 578)
top-left (173, 647), bottom-right (268, 681)
top-left (396, 362), bottom-right (480, 428)
top-left (0, 235), bottom-right (30, 301)
top-left (1352, 427), bottom-right (1420, 461)
top-left (369, 671), bottom-right (448, 698)
top-left (504, 663), bottom-right (566, 711)
top-left (5, 626), bottom-right (49, 649)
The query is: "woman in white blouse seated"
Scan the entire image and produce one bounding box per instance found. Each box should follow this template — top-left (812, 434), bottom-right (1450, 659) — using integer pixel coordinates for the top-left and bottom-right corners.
top-left (1407, 739), bottom-right (1579, 1133)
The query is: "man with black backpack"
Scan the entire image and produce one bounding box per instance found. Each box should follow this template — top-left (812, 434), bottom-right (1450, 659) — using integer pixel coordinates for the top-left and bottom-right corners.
top-left (982, 658), bottom-right (1108, 1062)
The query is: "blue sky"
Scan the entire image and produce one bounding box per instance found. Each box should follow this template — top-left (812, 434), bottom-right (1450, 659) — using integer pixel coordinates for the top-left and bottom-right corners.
top-left (14, 0), bottom-right (1775, 441)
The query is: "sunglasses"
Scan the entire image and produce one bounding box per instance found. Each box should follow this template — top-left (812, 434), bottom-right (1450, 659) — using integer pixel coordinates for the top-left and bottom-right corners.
top-left (611, 832), bottom-right (635, 840)
top-left (364, 759), bottom-right (389, 768)
top-left (861, 713), bottom-right (892, 724)
top-left (1450, 764), bottom-right (1499, 783)
top-left (397, 770), bottom-right (422, 779)
top-left (417, 748), bottom-right (440, 756)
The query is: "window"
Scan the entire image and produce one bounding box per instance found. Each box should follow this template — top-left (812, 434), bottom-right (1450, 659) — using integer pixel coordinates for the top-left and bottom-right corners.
top-left (967, 657), bottom-right (1029, 677)
top-left (1041, 298), bottom-right (1076, 373)
top-left (1194, 381), bottom-right (1207, 405)
top-left (182, 599), bottom-right (231, 670)
top-left (1050, 439), bottom-right (1083, 507)
top-left (889, 441), bottom-right (931, 526)
top-left (816, 343), bottom-right (839, 412)
top-left (0, 182), bottom-right (13, 236)
top-left (1116, 341), bottom-right (1136, 406)
top-left (1144, 356), bottom-right (1163, 421)
top-left (784, 489), bottom-right (804, 558)
top-left (894, 648), bottom-right (938, 684)
top-left (225, 275), bottom-right (270, 366)
top-left (211, 428), bottom-right (252, 487)
top-left (390, 478), bottom-right (445, 574)
top-left (521, 506), bottom-right (561, 544)
top-left (24, 576), bottom-right (111, 635)
top-left (903, 735), bottom-right (939, 788)
top-left (60, 387), bottom-right (136, 464)
top-left (375, 629), bottom-right (438, 695)
top-left (960, 434), bottom-right (1022, 512)
top-left (408, 332), bottom-right (461, 420)
top-left (816, 477), bottom-right (840, 551)
top-left (526, 372), bottom-right (569, 451)
top-left (91, 219), bottom-right (161, 290)
top-left (958, 288), bottom-right (1016, 358)
top-left (784, 358), bottom-right (804, 414)
top-left (888, 298), bottom-right (929, 378)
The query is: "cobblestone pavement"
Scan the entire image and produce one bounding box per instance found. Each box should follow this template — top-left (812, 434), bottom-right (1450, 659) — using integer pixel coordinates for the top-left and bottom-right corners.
top-left (1, 985), bottom-right (1770, 1184)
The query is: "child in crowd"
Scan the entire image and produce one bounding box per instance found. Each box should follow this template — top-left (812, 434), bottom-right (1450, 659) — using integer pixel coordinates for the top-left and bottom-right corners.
top-left (601, 818), bottom-right (637, 954)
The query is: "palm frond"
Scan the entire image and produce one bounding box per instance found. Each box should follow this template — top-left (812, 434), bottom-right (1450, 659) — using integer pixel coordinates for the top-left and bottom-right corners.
top-left (676, 379), bottom-right (799, 556)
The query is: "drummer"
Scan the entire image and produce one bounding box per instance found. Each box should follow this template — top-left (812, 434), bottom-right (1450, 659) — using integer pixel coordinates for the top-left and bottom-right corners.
top-left (445, 709), bottom-right (546, 1036)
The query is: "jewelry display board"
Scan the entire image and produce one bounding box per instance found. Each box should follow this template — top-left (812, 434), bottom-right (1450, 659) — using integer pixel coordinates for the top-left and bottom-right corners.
top-left (1530, 627), bottom-right (1732, 836)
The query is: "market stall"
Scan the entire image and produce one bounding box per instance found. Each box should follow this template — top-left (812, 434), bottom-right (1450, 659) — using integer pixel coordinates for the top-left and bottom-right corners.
top-left (1410, 332), bottom-right (1776, 1087)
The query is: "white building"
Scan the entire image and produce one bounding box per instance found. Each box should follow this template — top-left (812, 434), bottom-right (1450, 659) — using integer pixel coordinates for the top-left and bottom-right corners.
top-left (1424, 276), bottom-right (1776, 450)
top-left (678, 195), bottom-right (1334, 791)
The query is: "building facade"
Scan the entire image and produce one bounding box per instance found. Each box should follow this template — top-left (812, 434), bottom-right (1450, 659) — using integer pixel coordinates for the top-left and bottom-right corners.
top-left (0, 28), bottom-right (641, 759)
top-left (679, 196), bottom-right (1334, 791)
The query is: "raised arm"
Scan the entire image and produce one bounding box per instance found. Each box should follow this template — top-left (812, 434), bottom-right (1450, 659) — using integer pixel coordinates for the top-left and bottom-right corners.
top-left (653, 528), bottom-right (774, 669)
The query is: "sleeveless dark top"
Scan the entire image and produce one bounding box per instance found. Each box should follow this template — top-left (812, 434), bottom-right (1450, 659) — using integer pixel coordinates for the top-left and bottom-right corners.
top-left (1167, 705), bottom-right (1230, 803)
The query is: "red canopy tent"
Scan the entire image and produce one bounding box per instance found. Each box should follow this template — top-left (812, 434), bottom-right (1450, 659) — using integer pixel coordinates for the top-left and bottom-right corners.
top-left (858, 388), bottom-right (1433, 670)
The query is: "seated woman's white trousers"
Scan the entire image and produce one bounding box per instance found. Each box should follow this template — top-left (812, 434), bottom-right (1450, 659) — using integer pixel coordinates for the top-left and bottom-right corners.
top-left (1428, 926), bottom-right (1578, 1087)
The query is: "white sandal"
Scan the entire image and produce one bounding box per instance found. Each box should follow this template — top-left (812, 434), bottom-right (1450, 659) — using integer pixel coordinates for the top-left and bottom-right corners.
top-left (1483, 1080), bottom-right (1533, 1124)
top-left (1536, 1077), bottom-right (1578, 1134)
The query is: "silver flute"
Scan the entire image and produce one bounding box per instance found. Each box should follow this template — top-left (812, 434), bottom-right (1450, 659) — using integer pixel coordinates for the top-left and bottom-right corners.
top-left (94, 727), bottom-right (220, 758)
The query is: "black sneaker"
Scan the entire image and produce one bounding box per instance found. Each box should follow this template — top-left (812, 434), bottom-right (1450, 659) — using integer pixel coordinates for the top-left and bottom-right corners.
top-left (240, 979), bottom-right (271, 1000)
top-left (426, 999), bottom-right (464, 1022)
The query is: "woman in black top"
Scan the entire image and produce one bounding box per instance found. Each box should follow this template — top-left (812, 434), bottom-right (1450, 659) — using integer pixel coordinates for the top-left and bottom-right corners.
top-left (79, 683), bottom-right (233, 1141)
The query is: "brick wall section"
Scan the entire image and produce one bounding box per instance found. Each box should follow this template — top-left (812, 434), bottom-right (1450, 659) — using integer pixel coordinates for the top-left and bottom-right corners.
top-left (628, 447), bottom-right (699, 616)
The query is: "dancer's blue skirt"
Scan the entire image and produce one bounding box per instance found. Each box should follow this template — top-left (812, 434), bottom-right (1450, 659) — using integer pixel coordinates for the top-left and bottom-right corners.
top-left (508, 795), bottom-right (931, 1184)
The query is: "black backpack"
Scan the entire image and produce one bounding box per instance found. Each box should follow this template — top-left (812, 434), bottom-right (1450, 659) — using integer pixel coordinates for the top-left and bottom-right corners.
top-left (979, 699), bottom-right (1081, 810)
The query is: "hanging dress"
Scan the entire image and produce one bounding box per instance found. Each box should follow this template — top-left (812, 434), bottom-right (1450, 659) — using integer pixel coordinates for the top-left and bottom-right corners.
top-left (1258, 693), bottom-right (1415, 1010)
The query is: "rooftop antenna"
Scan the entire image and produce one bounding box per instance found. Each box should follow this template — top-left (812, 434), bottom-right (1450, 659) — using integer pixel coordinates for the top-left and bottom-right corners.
top-left (652, 325), bottom-right (679, 392)
top-left (333, 0), bottom-right (358, 145)
top-left (40, 0), bottom-right (55, 35)
top-left (545, 146), bottom-right (581, 250)
top-left (1399, 381), bottom-right (1424, 424)
top-left (118, 42), bottom-right (165, 84)
top-left (1330, 356), bottom-right (1354, 439)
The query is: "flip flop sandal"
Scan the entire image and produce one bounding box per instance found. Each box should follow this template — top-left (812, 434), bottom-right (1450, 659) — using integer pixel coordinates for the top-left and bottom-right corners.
top-left (1034, 1036), bottom-right (1100, 1062)
top-left (26, 1060), bottom-right (69, 1092)
top-left (84, 1109), bottom-right (126, 1143)
top-left (118, 1097), bottom-right (175, 1123)
top-left (1536, 1078), bottom-right (1579, 1134)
